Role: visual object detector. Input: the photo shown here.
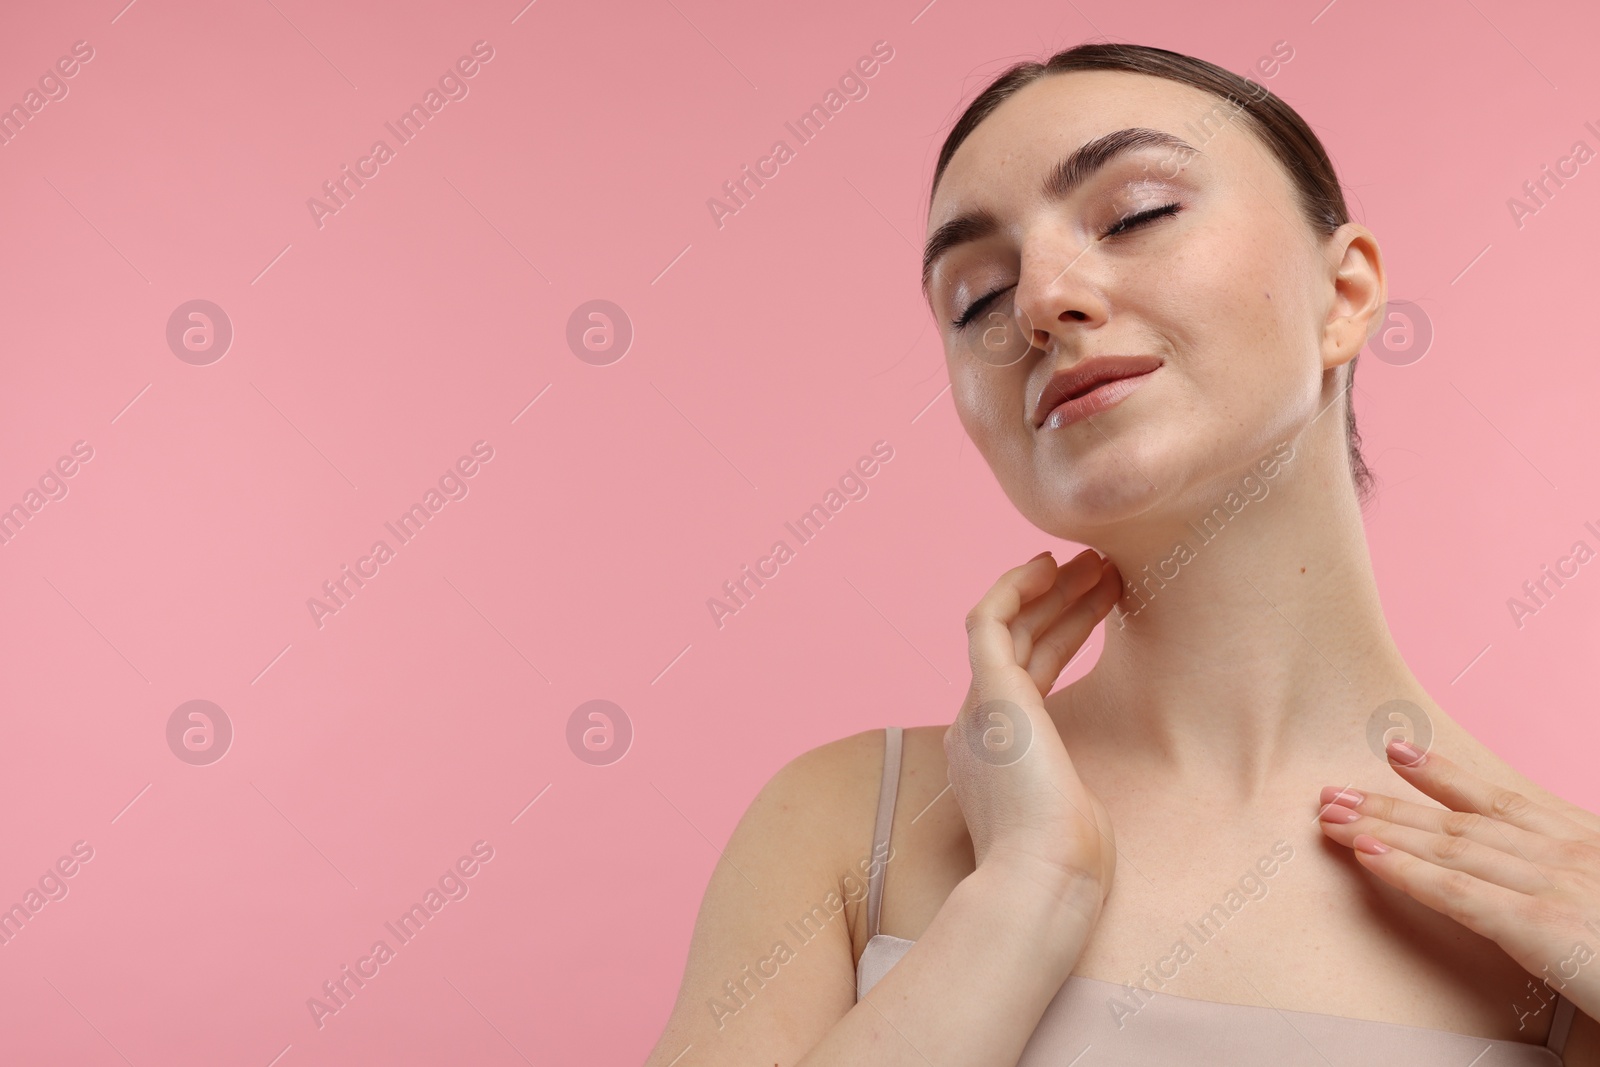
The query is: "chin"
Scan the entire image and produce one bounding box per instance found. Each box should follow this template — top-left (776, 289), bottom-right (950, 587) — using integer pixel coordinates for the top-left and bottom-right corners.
top-left (1026, 466), bottom-right (1167, 536)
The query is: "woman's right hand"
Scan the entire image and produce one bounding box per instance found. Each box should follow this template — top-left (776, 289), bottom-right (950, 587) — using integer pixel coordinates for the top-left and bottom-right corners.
top-left (944, 547), bottom-right (1124, 915)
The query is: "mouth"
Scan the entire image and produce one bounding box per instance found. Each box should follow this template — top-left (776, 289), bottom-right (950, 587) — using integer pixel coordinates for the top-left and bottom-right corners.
top-left (1034, 355), bottom-right (1164, 430)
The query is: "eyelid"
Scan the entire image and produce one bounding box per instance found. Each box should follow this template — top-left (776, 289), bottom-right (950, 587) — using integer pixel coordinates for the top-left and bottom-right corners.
top-left (1104, 175), bottom-right (1182, 215)
top-left (951, 283), bottom-right (1011, 329)
top-left (1102, 200), bottom-right (1181, 238)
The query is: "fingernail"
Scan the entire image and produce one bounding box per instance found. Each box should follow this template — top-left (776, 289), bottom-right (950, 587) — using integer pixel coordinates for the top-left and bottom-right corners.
top-left (1030, 550), bottom-right (1053, 561)
top-left (1320, 786), bottom-right (1365, 806)
top-left (1319, 803), bottom-right (1361, 824)
top-left (1387, 739), bottom-right (1427, 766)
top-left (1353, 834), bottom-right (1390, 855)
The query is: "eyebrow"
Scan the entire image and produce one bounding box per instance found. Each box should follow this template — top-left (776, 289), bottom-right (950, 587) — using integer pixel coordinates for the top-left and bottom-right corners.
top-left (921, 126), bottom-right (1197, 298)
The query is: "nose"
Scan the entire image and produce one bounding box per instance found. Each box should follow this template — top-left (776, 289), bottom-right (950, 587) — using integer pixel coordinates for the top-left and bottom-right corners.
top-left (1013, 229), bottom-right (1109, 354)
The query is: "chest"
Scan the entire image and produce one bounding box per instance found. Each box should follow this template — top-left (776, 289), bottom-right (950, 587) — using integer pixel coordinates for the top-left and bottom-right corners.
top-left (872, 798), bottom-right (1558, 1045)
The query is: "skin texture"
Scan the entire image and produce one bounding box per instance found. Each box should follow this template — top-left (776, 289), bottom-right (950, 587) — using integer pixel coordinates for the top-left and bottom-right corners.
top-left (644, 68), bottom-right (1600, 1064)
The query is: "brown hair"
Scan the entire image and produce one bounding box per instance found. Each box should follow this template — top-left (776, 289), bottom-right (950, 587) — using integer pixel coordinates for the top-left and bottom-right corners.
top-left (930, 42), bottom-right (1375, 504)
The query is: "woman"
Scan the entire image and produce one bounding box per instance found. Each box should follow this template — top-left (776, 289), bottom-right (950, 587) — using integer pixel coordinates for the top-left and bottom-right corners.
top-left (645, 42), bottom-right (1600, 1065)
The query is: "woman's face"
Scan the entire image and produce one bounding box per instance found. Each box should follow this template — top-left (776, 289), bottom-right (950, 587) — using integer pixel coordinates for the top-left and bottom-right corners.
top-left (925, 69), bottom-right (1374, 538)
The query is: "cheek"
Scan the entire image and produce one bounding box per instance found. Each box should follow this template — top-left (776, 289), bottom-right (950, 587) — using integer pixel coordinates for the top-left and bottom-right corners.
top-left (1206, 291), bottom-right (1323, 448)
top-left (951, 360), bottom-right (1025, 448)
top-left (1223, 218), bottom-right (1325, 348)
top-left (1156, 237), bottom-right (1300, 388)
top-left (1150, 226), bottom-right (1267, 333)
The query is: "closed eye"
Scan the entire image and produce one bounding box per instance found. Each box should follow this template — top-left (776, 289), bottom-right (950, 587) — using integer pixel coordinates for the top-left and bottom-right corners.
top-left (951, 284), bottom-right (1013, 330)
top-left (949, 202), bottom-right (1182, 330)
top-left (1101, 201), bottom-right (1181, 239)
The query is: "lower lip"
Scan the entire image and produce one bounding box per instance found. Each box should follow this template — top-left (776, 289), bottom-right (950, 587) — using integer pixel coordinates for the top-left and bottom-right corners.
top-left (1040, 368), bottom-right (1159, 430)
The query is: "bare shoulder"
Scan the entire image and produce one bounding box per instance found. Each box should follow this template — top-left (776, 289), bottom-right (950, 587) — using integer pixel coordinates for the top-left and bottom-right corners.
top-left (642, 726), bottom-right (895, 1066)
top-left (731, 725), bottom-right (895, 924)
top-left (770, 726), bottom-right (891, 848)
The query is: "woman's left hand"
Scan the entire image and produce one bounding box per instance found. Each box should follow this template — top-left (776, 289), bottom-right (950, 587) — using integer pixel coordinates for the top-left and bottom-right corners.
top-left (1317, 739), bottom-right (1600, 1025)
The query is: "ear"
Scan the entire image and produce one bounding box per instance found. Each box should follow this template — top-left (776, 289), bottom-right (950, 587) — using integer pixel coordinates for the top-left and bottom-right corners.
top-left (1320, 222), bottom-right (1386, 374)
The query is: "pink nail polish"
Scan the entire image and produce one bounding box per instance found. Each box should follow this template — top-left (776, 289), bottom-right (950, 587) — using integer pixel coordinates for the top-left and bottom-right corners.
top-left (1319, 803), bottom-right (1361, 824)
top-left (1387, 739), bottom-right (1426, 766)
top-left (1320, 787), bottom-right (1364, 807)
top-left (1353, 834), bottom-right (1390, 855)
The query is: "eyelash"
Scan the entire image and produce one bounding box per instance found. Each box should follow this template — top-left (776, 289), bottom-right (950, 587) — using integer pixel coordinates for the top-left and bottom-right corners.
top-left (949, 201), bottom-right (1183, 329)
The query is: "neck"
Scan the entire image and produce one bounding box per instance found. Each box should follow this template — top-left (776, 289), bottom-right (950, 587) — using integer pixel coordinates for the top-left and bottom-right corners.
top-left (1052, 424), bottom-right (1430, 798)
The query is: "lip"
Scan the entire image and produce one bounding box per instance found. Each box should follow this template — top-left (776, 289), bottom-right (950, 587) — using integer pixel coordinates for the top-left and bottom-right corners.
top-left (1033, 355), bottom-right (1164, 430)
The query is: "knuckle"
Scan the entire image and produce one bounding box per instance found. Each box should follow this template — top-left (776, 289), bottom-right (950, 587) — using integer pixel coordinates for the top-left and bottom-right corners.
top-left (1551, 838), bottom-right (1600, 871)
top-left (1440, 811), bottom-right (1481, 838)
top-left (1430, 834), bottom-right (1472, 862)
top-left (1437, 867), bottom-right (1476, 907)
top-left (964, 608), bottom-right (985, 637)
top-left (1488, 789), bottom-right (1533, 822)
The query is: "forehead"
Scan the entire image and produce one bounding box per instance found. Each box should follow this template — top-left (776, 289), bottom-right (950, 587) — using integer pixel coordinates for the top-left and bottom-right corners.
top-left (929, 69), bottom-right (1258, 222)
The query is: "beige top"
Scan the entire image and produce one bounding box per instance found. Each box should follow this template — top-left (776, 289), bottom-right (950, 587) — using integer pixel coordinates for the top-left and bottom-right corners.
top-left (856, 726), bottom-right (1575, 1065)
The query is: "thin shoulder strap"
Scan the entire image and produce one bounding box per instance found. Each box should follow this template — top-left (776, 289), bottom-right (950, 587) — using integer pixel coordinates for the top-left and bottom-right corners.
top-left (864, 726), bottom-right (904, 939)
top-left (1547, 991), bottom-right (1576, 1053)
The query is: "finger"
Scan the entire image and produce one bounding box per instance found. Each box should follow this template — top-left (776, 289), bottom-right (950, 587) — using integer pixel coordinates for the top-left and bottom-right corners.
top-left (1340, 831), bottom-right (1528, 947)
top-left (1008, 552), bottom-right (1100, 659)
top-left (1385, 741), bottom-right (1589, 841)
top-left (1319, 786), bottom-right (1560, 865)
top-left (1024, 560), bottom-right (1120, 693)
top-left (1009, 548), bottom-right (1105, 655)
top-left (1317, 803), bottom-right (1552, 894)
top-left (964, 552), bottom-right (1077, 703)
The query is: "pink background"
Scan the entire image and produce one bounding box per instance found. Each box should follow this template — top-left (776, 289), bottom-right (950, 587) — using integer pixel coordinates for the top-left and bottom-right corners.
top-left (1, 0), bottom-right (1597, 1062)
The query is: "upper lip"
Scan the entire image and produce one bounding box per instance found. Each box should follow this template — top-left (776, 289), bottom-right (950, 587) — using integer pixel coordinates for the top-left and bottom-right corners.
top-left (1033, 355), bottom-right (1164, 427)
